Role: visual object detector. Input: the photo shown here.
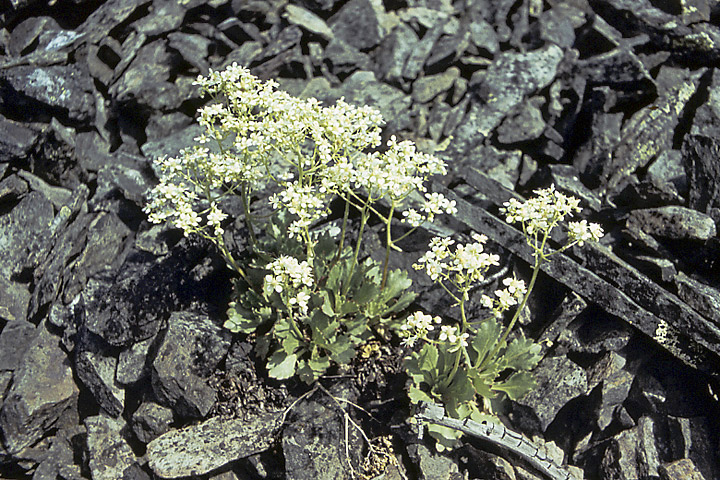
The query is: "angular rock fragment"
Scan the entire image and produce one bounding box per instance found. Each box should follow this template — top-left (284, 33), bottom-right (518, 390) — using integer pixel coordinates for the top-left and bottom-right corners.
top-left (375, 22), bottom-right (419, 84)
top-left (660, 459), bottom-right (707, 480)
top-left (0, 65), bottom-right (95, 122)
top-left (151, 312), bottom-right (231, 418)
top-left (0, 320), bottom-right (38, 371)
top-left (402, 24), bottom-right (444, 80)
top-left (284, 4), bottom-right (334, 40)
top-left (75, 328), bottom-right (125, 417)
top-left (673, 272), bottom-right (720, 325)
top-left (626, 206), bottom-right (716, 241)
top-left (85, 413), bottom-right (137, 480)
top-left (496, 98), bottom-right (546, 144)
top-left (451, 44), bottom-right (563, 155)
top-left (7, 16), bottom-right (60, 57)
top-left (513, 355), bottom-right (588, 432)
top-left (131, 401), bottom-right (174, 444)
top-left (329, 0), bottom-right (382, 51)
top-left (412, 67), bottom-right (459, 104)
top-left (147, 410), bottom-right (281, 477)
top-left (407, 443), bottom-right (460, 480)
top-left (0, 321), bottom-right (79, 454)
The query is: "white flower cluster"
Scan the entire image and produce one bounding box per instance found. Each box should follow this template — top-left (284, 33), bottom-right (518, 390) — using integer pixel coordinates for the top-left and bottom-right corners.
top-left (501, 185), bottom-right (581, 236)
top-left (263, 256), bottom-right (314, 314)
top-left (438, 325), bottom-right (470, 353)
top-left (413, 234), bottom-right (500, 287)
top-left (501, 185), bottom-right (604, 249)
top-left (480, 276), bottom-right (527, 317)
top-left (269, 181), bottom-right (330, 239)
top-left (402, 192), bottom-right (458, 227)
top-left (399, 311), bottom-right (441, 347)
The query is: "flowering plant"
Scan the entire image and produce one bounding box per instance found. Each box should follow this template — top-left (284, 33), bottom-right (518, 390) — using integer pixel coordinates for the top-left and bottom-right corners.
top-left (403, 185), bottom-right (604, 449)
top-left (144, 64), bottom-right (457, 383)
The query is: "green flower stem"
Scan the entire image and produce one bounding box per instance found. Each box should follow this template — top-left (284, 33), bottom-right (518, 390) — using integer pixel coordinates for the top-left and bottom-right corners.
top-left (240, 182), bottom-right (259, 249)
top-left (344, 207), bottom-right (369, 296)
top-left (478, 231), bottom-right (549, 371)
top-left (380, 202), bottom-right (395, 291)
top-left (335, 197), bottom-right (351, 263)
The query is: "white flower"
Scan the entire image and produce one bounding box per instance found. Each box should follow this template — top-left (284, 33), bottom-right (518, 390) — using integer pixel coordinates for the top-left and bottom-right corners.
top-left (568, 220), bottom-right (604, 246)
top-left (502, 276), bottom-right (527, 299)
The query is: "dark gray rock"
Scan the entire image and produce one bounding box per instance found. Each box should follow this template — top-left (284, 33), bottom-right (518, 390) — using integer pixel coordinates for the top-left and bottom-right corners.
top-left (0, 277), bottom-right (30, 323)
top-left (0, 94), bottom-right (43, 150)
top-left (451, 44), bottom-right (563, 155)
top-left (30, 425), bottom-right (85, 480)
top-left (329, 0), bottom-right (382, 51)
top-left (168, 32), bottom-right (212, 74)
top-left (75, 328), bottom-right (125, 417)
top-left (626, 206), bottom-right (716, 241)
top-left (586, 352), bottom-right (634, 430)
top-left (85, 413), bottom-right (137, 480)
top-left (647, 150), bottom-right (687, 197)
top-left (0, 191), bottom-right (54, 281)
top-left (0, 321), bottom-right (79, 454)
top-left (283, 387), bottom-right (362, 480)
top-left (131, 401), bottom-right (174, 444)
top-left (375, 22), bottom-right (419, 84)
top-left (673, 272), bottom-right (720, 325)
top-left (146, 410), bottom-right (281, 477)
top-left (7, 16), bottom-right (60, 57)
top-left (513, 354), bottom-right (588, 432)
top-left (109, 40), bottom-right (178, 111)
top-left (0, 65), bottom-right (94, 123)
top-left (151, 311), bottom-right (231, 418)
top-left (453, 144), bottom-right (522, 190)
top-left (336, 71), bottom-right (412, 131)
top-left (406, 443), bottom-right (459, 480)
top-left (324, 37), bottom-right (373, 78)
top-left (496, 98), bottom-right (546, 144)
top-left (116, 336), bottom-right (154, 385)
top-left (665, 416), bottom-right (717, 479)
top-left (134, 0), bottom-right (186, 36)
top-left (412, 67), bottom-right (460, 104)
top-left (0, 320), bottom-right (38, 371)
top-left (77, 0), bottom-right (150, 45)
top-left (538, 5), bottom-right (580, 48)
top-left (17, 169), bottom-right (72, 210)
top-left (402, 24), bottom-right (444, 80)
top-left (0, 172), bottom-right (28, 201)
top-left (547, 164), bottom-right (602, 212)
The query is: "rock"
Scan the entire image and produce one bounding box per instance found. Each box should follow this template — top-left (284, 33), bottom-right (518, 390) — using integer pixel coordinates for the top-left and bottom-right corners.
top-left (31, 425), bottom-right (85, 480)
top-left (538, 6), bottom-right (580, 48)
top-left (674, 272), bottom-right (720, 324)
top-left (647, 150), bottom-right (687, 197)
top-left (283, 384), bottom-right (362, 480)
top-left (586, 352), bottom-right (634, 430)
top-left (284, 4), bottom-right (334, 40)
top-left (375, 22), bottom-right (419, 84)
top-left (412, 67), bottom-right (460, 104)
top-left (7, 16), bottom-right (60, 57)
top-left (626, 206), bottom-right (717, 241)
top-left (547, 164), bottom-right (602, 211)
top-left (402, 24), bottom-right (444, 80)
top-left (456, 144), bottom-right (522, 190)
top-left (496, 98), bottom-right (546, 144)
top-left (167, 32), bottom-right (212, 73)
top-left (459, 445), bottom-right (515, 480)
top-left (0, 277), bottom-right (30, 323)
top-left (116, 336), bottom-right (154, 385)
top-left (0, 191), bottom-right (54, 281)
top-left (0, 65), bottom-right (95, 123)
top-left (0, 114), bottom-right (39, 162)
top-left (451, 44), bottom-right (563, 155)
top-left (85, 413), bottom-right (137, 480)
top-left (16, 169), bottom-right (72, 210)
top-left (0, 321), bottom-right (79, 454)
top-left (324, 37), bottom-right (373, 77)
top-left (110, 40), bottom-right (178, 111)
top-left (513, 354), bottom-right (588, 432)
top-left (469, 18), bottom-right (499, 54)
top-left (0, 320), bottom-right (38, 371)
top-left (665, 416), bottom-right (717, 479)
top-left (329, 0), bottom-right (382, 51)
top-left (75, 328), bottom-right (125, 417)
top-left (151, 311), bottom-right (231, 418)
top-left (406, 443), bottom-right (459, 480)
top-left (134, 0), bottom-right (186, 36)
top-left (337, 71), bottom-right (412, 131)
top-left (131, 401), bottom-right (174, 444)
top-left (660, 459), bottom-right (706, 480)
top-left (146, 410), bottom-right (281, 477)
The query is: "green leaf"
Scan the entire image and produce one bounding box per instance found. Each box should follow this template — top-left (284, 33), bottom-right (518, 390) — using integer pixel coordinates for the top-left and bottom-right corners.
top-left (326, 335), bottom-right (355, 364)
top-left (471, 318), bottom-right (503, 369)
top-left (501, 336), bottom-right (542, 371)
top-left (408, 385), bottom-right (434, 405)
top-left (427, 423), bottom-right (463, 450)
top-left (268, 352), bottom-right (297, 380)
top-left (491, 371), bottom-right (537, 400)
top-left (354, 281), bottom-right (380, 305)
top-left (468, 371), bottom-right (497, 399)
top-left (417, 344), bottom-right (439, 379)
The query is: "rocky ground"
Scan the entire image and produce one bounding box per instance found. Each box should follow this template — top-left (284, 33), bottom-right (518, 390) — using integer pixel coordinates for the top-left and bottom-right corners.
top-left (1, 0), bottom-right (720, 479)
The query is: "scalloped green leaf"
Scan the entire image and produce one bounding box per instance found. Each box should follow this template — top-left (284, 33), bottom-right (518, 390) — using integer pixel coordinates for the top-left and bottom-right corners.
top-left (268, 352), bottom-right (297, 380)
top-left (491, 371), bottom-right (537, 400)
